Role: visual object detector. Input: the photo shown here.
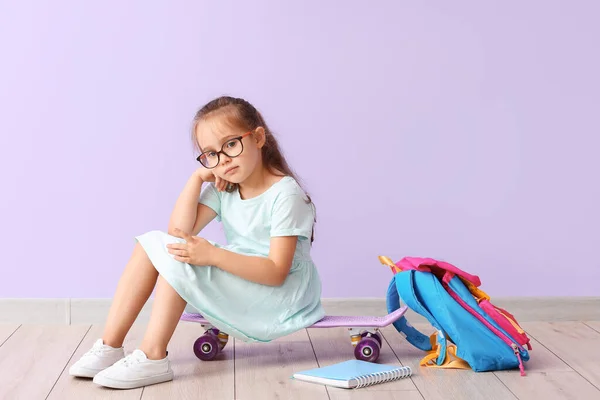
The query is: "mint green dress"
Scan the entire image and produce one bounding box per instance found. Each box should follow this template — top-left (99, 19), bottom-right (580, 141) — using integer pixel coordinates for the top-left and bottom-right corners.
top-left (135, 176), bottom-right (325, 343)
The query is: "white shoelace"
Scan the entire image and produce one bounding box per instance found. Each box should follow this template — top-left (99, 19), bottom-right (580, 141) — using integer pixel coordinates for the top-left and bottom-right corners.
top-left (118, 351), bottom-right (146, 368)
top-left (84, 342), bottom-right (106, 357)
top-left (121, 355), bottom-right (139, 367)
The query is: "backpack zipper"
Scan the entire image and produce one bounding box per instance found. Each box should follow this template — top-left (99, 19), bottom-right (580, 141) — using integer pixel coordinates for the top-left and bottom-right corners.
top-left (442, 282), bottom-right (526, 376)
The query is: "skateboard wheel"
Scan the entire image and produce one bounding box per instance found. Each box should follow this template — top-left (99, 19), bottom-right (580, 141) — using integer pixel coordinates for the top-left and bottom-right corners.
top-left (193, 332), bottom-right (220, 361)
top-left (361, 331), bottom-right (383, 347)
top-left (354, 337), bottom-right (380, 362)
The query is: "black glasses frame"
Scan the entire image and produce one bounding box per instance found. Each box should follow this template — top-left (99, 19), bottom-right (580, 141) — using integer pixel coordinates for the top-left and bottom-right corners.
top-left (196, 131), bottom-right (253, 169)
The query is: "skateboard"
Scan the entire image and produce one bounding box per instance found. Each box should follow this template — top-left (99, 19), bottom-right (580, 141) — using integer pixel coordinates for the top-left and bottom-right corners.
top-left (179, 305), bottom-right (409, 362)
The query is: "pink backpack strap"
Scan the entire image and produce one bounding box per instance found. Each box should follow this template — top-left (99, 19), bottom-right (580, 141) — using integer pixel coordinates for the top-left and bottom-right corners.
top-left (395, 257), bottom-right (482, 287)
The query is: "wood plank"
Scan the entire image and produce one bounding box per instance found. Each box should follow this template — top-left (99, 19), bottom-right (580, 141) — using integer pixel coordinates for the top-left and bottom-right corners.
top-left (584, 321), bottom-right (600, 333)
top-left (0, 324), bottom-right (20, 345)
top-left (523, 322), bottom-right (600, 389)
top-left (0, 324), bottom-right (90, 399)
top-left (496, 371), bottom-right (600, 399)
top-left (47, 324), bottom-right (145, 400)
top-left (381, 324), bottom-right (518, 400)
top-left (235, 329), bottom-right (328, 400)
top-left (142, 321), bottom-right (234, 400)
top-left (307, 326), bottom-right (423, 399)
top-left (495, 337), bottom-right (600, 399)
top-left (514, 337), bottom-right (571, 374)
top-left (329, 391), bottom-right (425, 400)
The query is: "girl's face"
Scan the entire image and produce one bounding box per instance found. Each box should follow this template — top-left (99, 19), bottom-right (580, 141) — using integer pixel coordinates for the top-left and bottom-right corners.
top-left (195, 117), bottom-right (264, 184)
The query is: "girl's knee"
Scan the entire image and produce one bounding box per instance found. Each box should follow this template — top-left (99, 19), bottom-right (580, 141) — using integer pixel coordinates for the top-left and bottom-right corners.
top-left (131, 243), bottom-right (154, 272)
top-left (133, 241), bottom-right (148, 257)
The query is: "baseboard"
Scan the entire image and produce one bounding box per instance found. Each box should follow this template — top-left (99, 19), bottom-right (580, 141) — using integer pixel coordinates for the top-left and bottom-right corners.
top-left (324, 297), bottom-right (600, 324)
top-left (1, 297), bottom-right (598, 325)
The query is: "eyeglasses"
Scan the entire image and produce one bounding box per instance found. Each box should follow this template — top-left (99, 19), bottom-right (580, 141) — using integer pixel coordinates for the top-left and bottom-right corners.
top-left (196, 131), bottom-right (253, 169)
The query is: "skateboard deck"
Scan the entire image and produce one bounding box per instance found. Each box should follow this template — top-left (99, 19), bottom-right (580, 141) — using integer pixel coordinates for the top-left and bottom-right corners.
top-left (180, 305), bottom-right (408, 328)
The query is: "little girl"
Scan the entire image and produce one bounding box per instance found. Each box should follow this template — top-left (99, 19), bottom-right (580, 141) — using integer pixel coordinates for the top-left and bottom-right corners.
top-left (68, 96), bottom-right (325, 389)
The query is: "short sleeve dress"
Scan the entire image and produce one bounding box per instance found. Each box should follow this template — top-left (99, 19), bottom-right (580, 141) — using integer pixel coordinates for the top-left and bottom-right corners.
top-left (135, 176), bottom-right (325, 343)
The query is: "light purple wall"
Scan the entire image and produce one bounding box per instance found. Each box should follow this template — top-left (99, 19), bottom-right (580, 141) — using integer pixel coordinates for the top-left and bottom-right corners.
top-left (1, 1), bottom-right (598, 298)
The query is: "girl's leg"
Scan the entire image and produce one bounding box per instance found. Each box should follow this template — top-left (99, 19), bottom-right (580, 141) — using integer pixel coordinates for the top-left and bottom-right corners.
top-left (139, 275), bottom-right (187, 360)
top-left (102, 242), bottom-right (159, 348)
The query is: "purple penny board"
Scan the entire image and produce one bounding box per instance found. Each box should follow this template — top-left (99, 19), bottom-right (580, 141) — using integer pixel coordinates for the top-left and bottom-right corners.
top-left (180, 305), bottom-right (408, 329)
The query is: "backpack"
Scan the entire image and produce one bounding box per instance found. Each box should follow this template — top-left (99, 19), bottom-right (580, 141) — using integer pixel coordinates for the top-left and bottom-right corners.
top-left (380, 256), bottom-right (531, 376)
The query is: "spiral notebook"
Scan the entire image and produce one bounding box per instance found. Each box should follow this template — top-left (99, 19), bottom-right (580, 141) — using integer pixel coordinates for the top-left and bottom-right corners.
top-left (292, 360), bottom-right (412, 389)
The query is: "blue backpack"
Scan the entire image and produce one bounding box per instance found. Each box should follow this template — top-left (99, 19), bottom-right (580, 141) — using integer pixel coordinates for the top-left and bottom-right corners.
top-left (380, 256), bottom-right (531, 376)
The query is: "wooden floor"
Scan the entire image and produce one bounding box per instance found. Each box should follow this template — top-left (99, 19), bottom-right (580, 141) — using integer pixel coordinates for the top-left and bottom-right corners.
top-left (1, 321), bottom-right (599, 400)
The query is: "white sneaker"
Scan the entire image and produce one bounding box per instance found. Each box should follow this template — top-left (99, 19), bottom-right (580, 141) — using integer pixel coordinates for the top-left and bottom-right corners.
top-left (92, 349), bottom-right (173, 389)
top-left (69, 339), bottom-right (125, 378)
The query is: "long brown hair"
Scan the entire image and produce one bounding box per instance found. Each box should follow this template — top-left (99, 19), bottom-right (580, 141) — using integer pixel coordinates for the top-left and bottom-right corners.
top-left (191, 96), bottom-right (316, 242)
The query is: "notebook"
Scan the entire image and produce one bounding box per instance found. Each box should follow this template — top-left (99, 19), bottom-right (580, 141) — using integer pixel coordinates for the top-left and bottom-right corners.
top-left (292, 360), bottom-right (412, 389)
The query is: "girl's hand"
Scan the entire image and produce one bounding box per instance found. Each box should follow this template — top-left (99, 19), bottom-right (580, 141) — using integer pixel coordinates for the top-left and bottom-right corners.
top-left (194, 167), bottom-right (230, 192)
top-left (167, 228), bottom-right (216, 265)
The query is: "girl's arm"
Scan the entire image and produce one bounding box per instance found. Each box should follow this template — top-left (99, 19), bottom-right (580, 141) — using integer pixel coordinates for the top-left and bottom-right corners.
top-left (168, 170), bottom-right (216, 236)
top-left (210, 236), bottom-right (298, 286)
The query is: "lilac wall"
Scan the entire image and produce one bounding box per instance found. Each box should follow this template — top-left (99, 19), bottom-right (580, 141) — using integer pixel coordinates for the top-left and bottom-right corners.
top-left (1, 1), bottom-right (598, 298)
